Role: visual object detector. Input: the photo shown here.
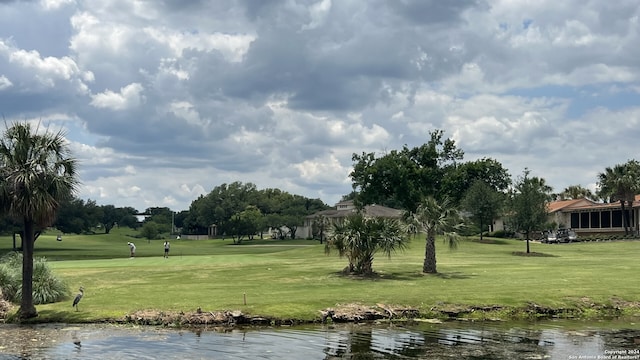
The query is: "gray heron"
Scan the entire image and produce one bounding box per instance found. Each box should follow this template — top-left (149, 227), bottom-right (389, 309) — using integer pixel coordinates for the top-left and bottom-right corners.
top-left (72, 287), bottom-right (84, 311)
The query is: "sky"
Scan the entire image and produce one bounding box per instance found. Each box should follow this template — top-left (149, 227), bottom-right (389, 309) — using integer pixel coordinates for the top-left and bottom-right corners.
top-left (1, 0), bottom-right (640, 212)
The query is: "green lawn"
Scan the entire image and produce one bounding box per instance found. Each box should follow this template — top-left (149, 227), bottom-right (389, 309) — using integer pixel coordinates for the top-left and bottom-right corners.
top-left (2, 228), bottom-right (639, 322)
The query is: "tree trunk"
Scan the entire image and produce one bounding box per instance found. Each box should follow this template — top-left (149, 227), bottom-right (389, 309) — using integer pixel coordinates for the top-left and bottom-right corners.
top-left (525, 231), bottom-right (530, 253)
top-left (423, 231), bottom-right (437, 274)
top-left (480, 219), bottom-right (484, 241)
top-left (620, 200), bottom-right (629, 235)
top-left (18, 219), bottom-right (38, 319)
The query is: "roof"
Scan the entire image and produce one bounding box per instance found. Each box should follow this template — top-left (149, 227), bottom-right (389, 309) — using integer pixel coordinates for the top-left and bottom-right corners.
top-left (547, 198), bottom-right (596, 213)
top-left (549, 196), bottom-right (640, 213)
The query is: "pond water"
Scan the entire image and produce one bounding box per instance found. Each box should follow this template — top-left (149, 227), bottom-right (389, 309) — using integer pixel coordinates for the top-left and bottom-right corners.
top-left (0, 320), bottom-right (639, 359)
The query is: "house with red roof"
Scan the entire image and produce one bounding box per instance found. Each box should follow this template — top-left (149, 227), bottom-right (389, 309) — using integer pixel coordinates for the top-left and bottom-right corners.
top-left (495, 196), bottom-right (639, 237)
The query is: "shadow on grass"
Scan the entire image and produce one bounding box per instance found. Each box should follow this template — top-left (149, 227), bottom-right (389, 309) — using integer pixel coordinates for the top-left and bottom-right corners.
top-left (468, 238), bottom-right (510, 245)
top-left (330, 270), bottom-right (475, 281)
top-left (432, 271), bottom-right (476, 279)
top-left (511, 251), bottom-right (558, 257)
top-left (35, 309), bottom-right (96, 323)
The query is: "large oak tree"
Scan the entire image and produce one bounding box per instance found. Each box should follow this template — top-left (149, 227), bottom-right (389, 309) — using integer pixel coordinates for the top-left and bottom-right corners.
top-left (350, 130), bottom-right (464, 212)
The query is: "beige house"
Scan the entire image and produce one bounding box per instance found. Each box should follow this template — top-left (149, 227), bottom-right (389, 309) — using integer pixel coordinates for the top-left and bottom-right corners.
top-left (494, 196), bottom-right (640, 236)
top-left (546, 196), bottom-right (639, 236)
top-left (297, 200), bottom-right (403, 239)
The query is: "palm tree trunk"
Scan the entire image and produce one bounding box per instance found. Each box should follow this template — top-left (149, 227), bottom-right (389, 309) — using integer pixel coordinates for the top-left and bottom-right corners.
top-left (620, 200), bottom-right (629, 235)
top-left (423, 231), bottom-right (437, 274)
top-left (18, 219), bottom-right (38, 319)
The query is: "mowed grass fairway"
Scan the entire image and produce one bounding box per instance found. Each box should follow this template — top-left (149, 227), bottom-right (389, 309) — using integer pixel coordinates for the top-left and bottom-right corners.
top-left (2, 228), bottom-right (639, 322)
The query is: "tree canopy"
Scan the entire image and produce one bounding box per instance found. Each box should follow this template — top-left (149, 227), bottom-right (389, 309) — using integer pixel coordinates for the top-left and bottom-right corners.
top-left (350, 130), bottom-right (464, 212)
top-left (53, 197), bottom-right (139, 234)
top-left (441, 158), bottom-right (511, 205)
top-left (350, 130), bottom-right (510, 211)
top-left (183, 181), bottom-right (329, 237)
top-left (508, 169), bottom-right (553, 253)
top-left (555, 185), bottom-right (596, 201)
top-left (462, 180), bottom-right (504, 240)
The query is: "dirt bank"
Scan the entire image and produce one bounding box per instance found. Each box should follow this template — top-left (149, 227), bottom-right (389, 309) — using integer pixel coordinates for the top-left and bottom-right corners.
top-left (2, 298), bottom-right (639, 326)
top-left (118, 298), bottom-right (640, 327)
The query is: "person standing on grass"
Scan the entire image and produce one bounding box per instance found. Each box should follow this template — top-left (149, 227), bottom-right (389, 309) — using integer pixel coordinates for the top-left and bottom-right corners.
top-left (163, 241), bottom-right (170, 258)
top-left (127, 242), bottom-right (136, 258)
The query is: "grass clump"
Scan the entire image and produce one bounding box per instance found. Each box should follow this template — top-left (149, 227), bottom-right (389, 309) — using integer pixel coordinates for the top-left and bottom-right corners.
top-left (0, 252), bottom-right (69, 305)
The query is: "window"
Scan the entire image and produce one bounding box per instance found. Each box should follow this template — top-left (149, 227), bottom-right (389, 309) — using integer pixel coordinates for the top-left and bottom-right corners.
top-left (580, 212), bottom-right (589, 228)
top-left (571, 213), bottom-right (579, 228)
top-left (612, 210), bottom-right (622, 227)
top-left (590, 212), bottom-right (600, 228)
top-left (601, 211), bottom-right (611, 228)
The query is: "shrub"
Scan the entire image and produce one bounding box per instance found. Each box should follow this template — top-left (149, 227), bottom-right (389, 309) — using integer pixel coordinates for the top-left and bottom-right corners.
top-left (0, 252), bottom-right (70, 304)
top-left (489, 230), bottom-right (516, 238)
top-left (0, 252), bottom-right (21, 301)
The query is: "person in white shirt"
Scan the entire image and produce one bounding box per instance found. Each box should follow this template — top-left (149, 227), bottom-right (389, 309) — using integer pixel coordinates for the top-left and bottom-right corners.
top-left (127, 242), bottom-right (136, 257)
top-left (163, 241), bottom-right (170, 258)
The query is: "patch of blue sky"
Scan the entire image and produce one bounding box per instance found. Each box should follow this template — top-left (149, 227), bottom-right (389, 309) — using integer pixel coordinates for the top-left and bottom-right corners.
top-left (63, 120), bottom-right (106, 146)
top-left (506, 84), bottom-right (640, 118)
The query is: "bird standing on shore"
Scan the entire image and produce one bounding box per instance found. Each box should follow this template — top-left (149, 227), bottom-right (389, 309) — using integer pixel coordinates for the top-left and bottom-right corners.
top-left (72, 287), bottom-right (84, 311)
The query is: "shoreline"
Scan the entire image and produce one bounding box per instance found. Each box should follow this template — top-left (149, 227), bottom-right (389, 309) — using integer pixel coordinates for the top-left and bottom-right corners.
top-left (3, 299), bottom-right (639, 327)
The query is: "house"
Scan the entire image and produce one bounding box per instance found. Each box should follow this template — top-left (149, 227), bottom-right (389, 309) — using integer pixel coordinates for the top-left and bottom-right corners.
top-left (495, 197), bottom-right (640, 237)
top-left (297, 200), bottom-right (403, 239)
top-left (547, 196), bottom-right (639, 236)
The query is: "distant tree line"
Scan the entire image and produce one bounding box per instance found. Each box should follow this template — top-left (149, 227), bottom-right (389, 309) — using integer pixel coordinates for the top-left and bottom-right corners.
top-left (182, 182), bottom-right (329, 241)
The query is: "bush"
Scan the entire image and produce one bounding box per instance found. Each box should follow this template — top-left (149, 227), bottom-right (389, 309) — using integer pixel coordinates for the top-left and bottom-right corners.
top-left (489, 230), bottom-right (516, 238)
top-left (140, 222), bottom-right (160, 240)
top-left (0, 252), bottom-right (21, 301)
top-left (459, 224), bottom-right (480, 237)
top-left (0, 252), bottom-right (70, 304)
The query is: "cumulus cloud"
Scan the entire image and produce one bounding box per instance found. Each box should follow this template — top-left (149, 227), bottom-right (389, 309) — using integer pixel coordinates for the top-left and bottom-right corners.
top-left (0, 75), bottom-right (12, 90)
top-left (1, 0), bottom-right (640, 210)
top-left (90, 83), bottom-right (144, 110)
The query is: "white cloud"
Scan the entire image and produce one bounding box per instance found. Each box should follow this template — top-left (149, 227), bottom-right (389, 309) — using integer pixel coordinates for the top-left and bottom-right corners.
top-left (143, 27), bottom-right (255, 62)
top-left (90, 83), bottom-right (144, 110)
top-left (0, 75), bottom-right (12, 90)
top-left (302, 0), bottom-right (332, 30)
top-left (8, 49), bottom-right (82, 87)
top-left (167, 101), bottom-right (206, 126)
top-left (293, 153), bottom-right (350, 186)
top-left (41, 0), bottom-right (75, 10)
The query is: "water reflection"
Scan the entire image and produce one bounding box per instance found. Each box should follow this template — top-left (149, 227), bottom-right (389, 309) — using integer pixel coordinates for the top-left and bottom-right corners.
top-left (0, 321), bottom-right (638, 359)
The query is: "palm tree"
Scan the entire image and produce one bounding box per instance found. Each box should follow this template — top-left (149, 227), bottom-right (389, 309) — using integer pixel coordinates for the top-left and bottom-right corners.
top-left (405, 196), bottom-right (463, 274)
top-left (556, 185), bottom-right (596, 201)
top-left (325, 213), bottom-right (408, 276)
top-left (597, 160), bottom-right (640, 235)
top-left (0, 122), bottom-right (78, 319)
